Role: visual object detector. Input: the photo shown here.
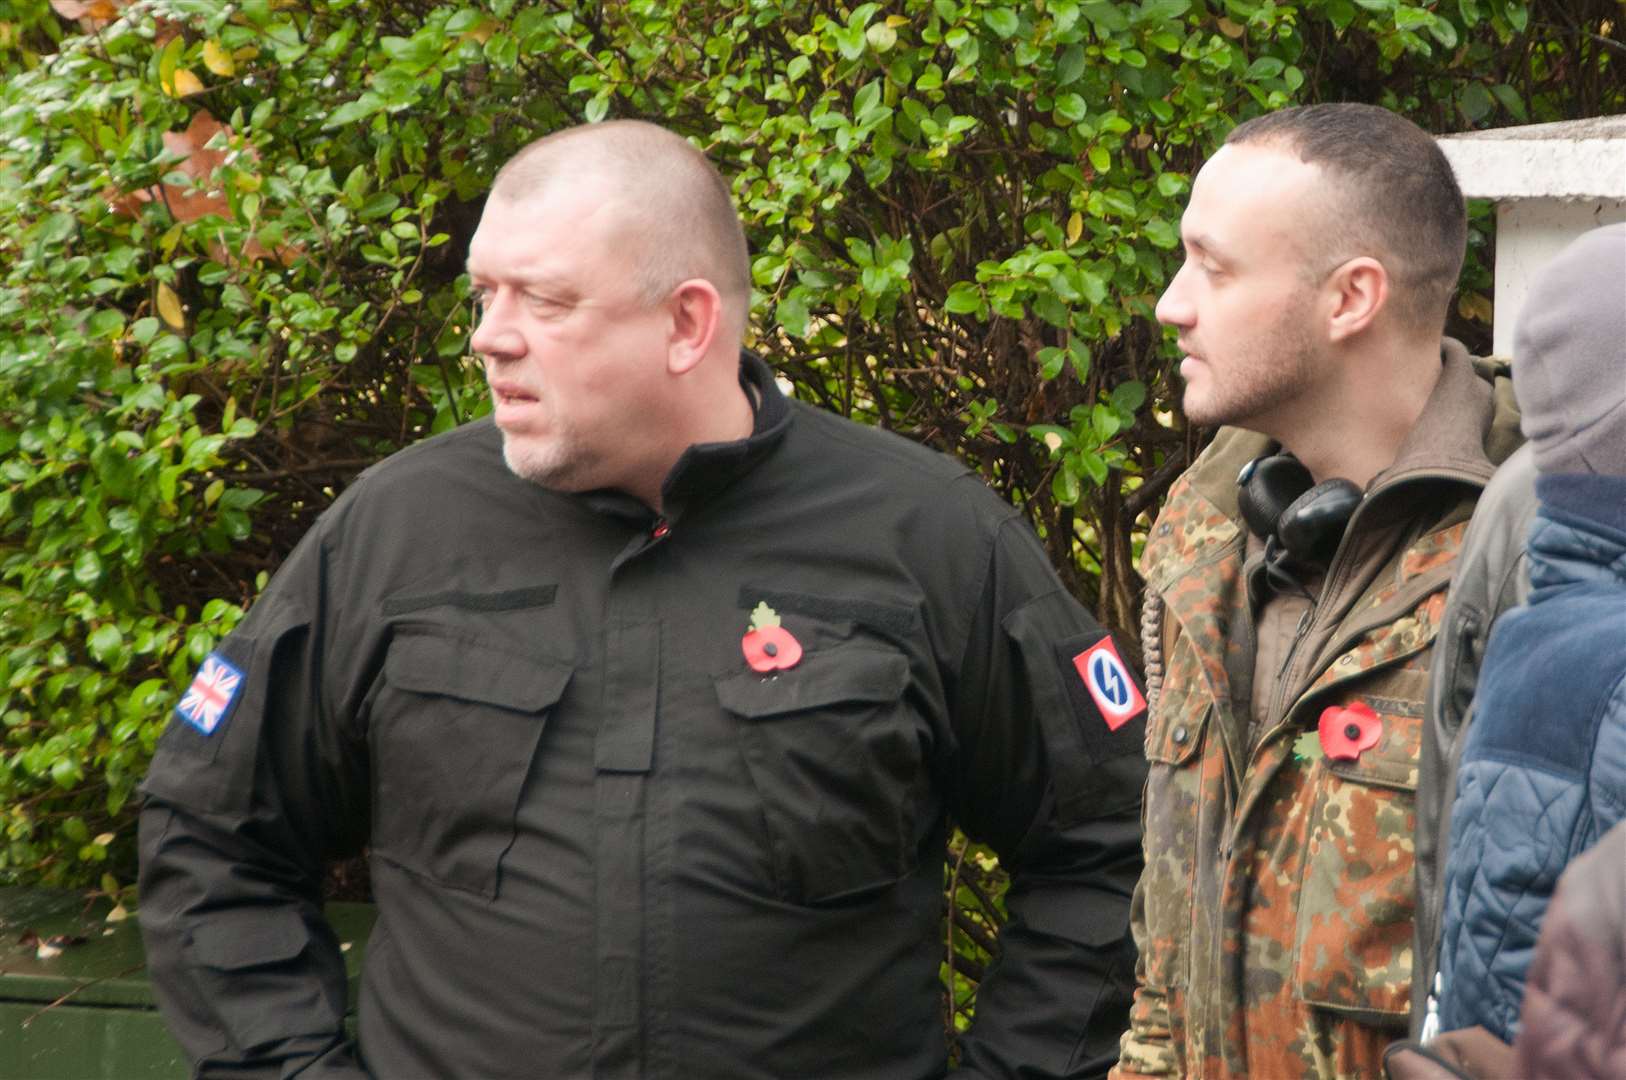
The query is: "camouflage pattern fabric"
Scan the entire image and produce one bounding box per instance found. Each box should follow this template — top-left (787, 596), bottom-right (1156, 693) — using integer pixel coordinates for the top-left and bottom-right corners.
top-left (1113, 427), bottom-right (1484, 1080)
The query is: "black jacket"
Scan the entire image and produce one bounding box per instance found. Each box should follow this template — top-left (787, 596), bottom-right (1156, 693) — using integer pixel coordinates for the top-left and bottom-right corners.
top-left (138, 355), bottom-right (1147, 1079)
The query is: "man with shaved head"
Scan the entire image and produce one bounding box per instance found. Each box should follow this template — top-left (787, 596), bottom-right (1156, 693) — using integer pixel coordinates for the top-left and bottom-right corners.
top-left (139, 119), bottom-right (1147, 1078)
top-left (1112, 104), bottom-right (1522, 1079)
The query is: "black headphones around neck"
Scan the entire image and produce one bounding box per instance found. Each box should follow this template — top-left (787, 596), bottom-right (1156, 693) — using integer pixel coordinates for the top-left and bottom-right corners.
top-left (1236, 453), bottom-right (1362, 577)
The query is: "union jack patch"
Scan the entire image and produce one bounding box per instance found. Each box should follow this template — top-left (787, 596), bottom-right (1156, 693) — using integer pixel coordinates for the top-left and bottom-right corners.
top-left (175, 653), bottom-right (244, 736)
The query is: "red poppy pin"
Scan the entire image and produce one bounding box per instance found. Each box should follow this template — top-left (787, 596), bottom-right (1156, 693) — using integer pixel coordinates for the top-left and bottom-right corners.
top-left (1317, 701), bottom-right (1383, 762)
top-left (742, 602), bottom-right (802, 673)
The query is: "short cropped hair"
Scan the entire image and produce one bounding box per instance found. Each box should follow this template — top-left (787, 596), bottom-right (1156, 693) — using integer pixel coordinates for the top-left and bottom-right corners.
top-left (1227, 103), bottom-right (1467, 334)
top-left (492, 120), bottom-right (751, 320)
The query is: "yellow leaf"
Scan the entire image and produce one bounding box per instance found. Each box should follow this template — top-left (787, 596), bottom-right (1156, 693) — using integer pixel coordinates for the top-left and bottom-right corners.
top-left (1066, 211), bottom-right (1083, 245)
top-left (1218, 16), bottom-right (1245, 38)
top-left (458, 17), bottom-right (495, 43)
top-left (156, 281), bottom-right (185, 329)
top-left (171, 68), bottom-right (205, 96)
top-left (1457, 291), bottom-right (1494, 323)
top-left (885, 14), bottom-right (909, 26)
top-left (202, 39), bottom-right (235, 77)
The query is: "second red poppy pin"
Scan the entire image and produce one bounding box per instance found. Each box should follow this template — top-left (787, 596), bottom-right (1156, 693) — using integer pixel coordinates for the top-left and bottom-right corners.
top-left (1317, 701), bottom-right (1383, 762)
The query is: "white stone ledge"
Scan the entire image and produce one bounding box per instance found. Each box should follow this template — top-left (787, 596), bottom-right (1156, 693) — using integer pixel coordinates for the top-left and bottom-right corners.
top-left (1437, 115), bottom-right (1626, 200)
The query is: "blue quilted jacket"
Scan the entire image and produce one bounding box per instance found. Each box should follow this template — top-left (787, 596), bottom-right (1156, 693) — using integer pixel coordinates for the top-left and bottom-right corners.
top-left (1436, 473), bottom-right (1626, 1042)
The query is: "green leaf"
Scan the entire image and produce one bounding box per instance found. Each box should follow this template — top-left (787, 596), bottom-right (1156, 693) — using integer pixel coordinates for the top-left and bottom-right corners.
top-left (777, 293), bottom-right (810, 339)
top-left (944, 282), bottom-right (983, 314)
top-left (1052, 463), bottom-right (1081, 506)
top-left (73, 551), bottom-right (104, 588)
top-left (1054, 93), bottom-right (1088, 123)
top-left (983, 9), bottom-right (1021, 38)
top-left (88, 625), bottom-right (123, 666)
top-left (866, 24), bottom-right (898, 52)
top-left (1111, 380), bottom-right (1147, 413)
top-left (1460, 81), bottom-right (1494, 123)
top-left (325, 93), bottom-right (384, 129)
top-left (1245, 57), bottom-right (1285, 80)
top-left (1055, 45), bottom-right (1086, 86)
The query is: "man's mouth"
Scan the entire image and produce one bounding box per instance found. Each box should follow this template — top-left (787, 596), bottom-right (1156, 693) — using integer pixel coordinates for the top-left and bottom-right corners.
top-left (491, 382), bottom-right (539, 406)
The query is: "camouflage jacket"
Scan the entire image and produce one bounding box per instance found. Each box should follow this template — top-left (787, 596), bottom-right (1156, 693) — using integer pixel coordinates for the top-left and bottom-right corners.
top-left (1113, 346), bottom-right (1521, 1079)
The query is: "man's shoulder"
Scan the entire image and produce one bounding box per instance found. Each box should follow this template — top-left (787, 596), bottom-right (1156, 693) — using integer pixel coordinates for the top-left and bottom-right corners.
top-left (787, 400), bottom-right (967, 479)
top-left (317, 417), bottom-right (512, 530)
top-left (783, 400), bottom-right (1018, 522)
top-left (1470, 585), bottom-right (1626, 757)
top-left (1141, 426), bottom-right (1264, 580)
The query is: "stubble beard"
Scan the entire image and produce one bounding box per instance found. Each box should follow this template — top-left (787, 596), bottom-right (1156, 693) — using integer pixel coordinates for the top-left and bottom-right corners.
top-left (499, 417), bottom-right (594, 492)
top-left (1182, 304), bottom-right (1320, 433)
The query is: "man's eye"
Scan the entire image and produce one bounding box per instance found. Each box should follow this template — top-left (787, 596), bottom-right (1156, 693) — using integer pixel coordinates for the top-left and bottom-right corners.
top-left (523, 293), bottom-right (568, 315)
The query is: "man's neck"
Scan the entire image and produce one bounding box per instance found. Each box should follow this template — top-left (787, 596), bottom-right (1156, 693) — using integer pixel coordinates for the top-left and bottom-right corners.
top-left (1280, 337), bottom-right (1443, 489)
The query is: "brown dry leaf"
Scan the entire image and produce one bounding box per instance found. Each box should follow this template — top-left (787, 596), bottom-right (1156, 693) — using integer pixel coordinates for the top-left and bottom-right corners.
top-left (50, 0), bottom-right (127, 31)
top-left (107, 111), bottom-right (298, 266)
top-left (156, 282), bottom-right (185, 329)
top-left (1218, 17), bottom-right (1245, 38)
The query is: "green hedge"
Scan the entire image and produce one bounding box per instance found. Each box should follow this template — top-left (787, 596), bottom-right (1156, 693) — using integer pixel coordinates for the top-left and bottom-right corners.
top-left (1, 0), bottom-right (1620, 1028)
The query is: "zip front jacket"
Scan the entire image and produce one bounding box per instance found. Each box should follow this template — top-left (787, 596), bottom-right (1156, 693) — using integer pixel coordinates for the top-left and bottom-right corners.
top-left (138, 355), bottom-right (1148, 1080)
top-left (1113, 346), bottom-right (1521, 1079)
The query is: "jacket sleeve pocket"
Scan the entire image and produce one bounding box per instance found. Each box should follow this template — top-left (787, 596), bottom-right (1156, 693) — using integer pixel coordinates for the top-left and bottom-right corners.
top-left (1295, 684), bottom-right (1425, 1019)
top-left (369, 624), bottom-right (573, 898)
top-left (185, 906), bottom-right (323, 1053)
top-left (715, 646), bottom-right (923, 906)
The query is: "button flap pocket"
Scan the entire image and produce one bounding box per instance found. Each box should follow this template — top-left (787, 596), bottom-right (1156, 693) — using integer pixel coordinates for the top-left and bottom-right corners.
top-left (715, 648), bottom-right (909, 719)
top-left (1323, 674), bottom-right (1427, 792)
top-left (386, 626), bottom-right (572, 713)
top-left (1145, 688), bottom-right (1208, 767)
top-left (189, 906), bottom-right (308, 971)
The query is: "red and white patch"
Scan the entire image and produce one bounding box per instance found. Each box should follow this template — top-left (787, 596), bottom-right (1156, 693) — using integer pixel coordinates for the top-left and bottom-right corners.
top-left (1072, 636), bottom-right (1146, 731)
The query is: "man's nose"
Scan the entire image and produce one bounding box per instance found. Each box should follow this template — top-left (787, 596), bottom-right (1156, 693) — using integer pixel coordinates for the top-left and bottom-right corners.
top-left (1154, 263), bottom-right (1194, 328)
top-left (469, 295), bottom-right (524, 361)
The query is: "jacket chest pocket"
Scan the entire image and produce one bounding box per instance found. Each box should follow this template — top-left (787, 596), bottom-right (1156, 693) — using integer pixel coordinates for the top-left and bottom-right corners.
top-left (370, 625), bottom-right (573, 898)
top-left (714, 646), bottom-right (923, 906)
top-left (1293, 680), bottom-right (1425, 1019)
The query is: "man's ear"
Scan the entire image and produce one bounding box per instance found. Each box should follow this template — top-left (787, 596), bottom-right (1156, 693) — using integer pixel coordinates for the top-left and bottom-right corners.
top-left (1325, 256), bottom-right (1389, 343)
top-left (666, 279), bottom-right (723, 376)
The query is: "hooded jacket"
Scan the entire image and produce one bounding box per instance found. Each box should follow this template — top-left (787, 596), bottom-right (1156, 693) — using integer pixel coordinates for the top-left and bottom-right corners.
top-left (1114, 344), bottom-right (1521, 1079)
top-left (1435, 474), bottom-right (1626, 1043)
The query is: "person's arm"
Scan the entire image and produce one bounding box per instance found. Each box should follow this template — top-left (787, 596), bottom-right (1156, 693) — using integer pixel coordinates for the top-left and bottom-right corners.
top-left (948, 515), bottom-right (1147, 1079)
top-left (139, 523), bottom-right (373, 1078)
top-left (1412, 444), bottom-right (1537, 1036)
top-left (1107, 875), bottom-right (1178, 1078)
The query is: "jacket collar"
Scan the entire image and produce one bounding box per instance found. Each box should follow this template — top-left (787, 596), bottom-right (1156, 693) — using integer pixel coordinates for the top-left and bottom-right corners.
top-left (1529, 475), bottom-right (1626, 591)
top-left (577, 351), bottom-right (791, 523)
top-left (1180, 338), bottom-right (1510, 528)
top-left (1366, 339), bottom-right (1504, 493)
top-left (660, 350), bottom-right (791, 511)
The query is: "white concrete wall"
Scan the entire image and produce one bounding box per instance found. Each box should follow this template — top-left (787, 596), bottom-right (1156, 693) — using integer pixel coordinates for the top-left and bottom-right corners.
top-left (1437, 116), bottom-right (1626, 355)
top-left (1493, 199), bottom-right (1626, 355)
